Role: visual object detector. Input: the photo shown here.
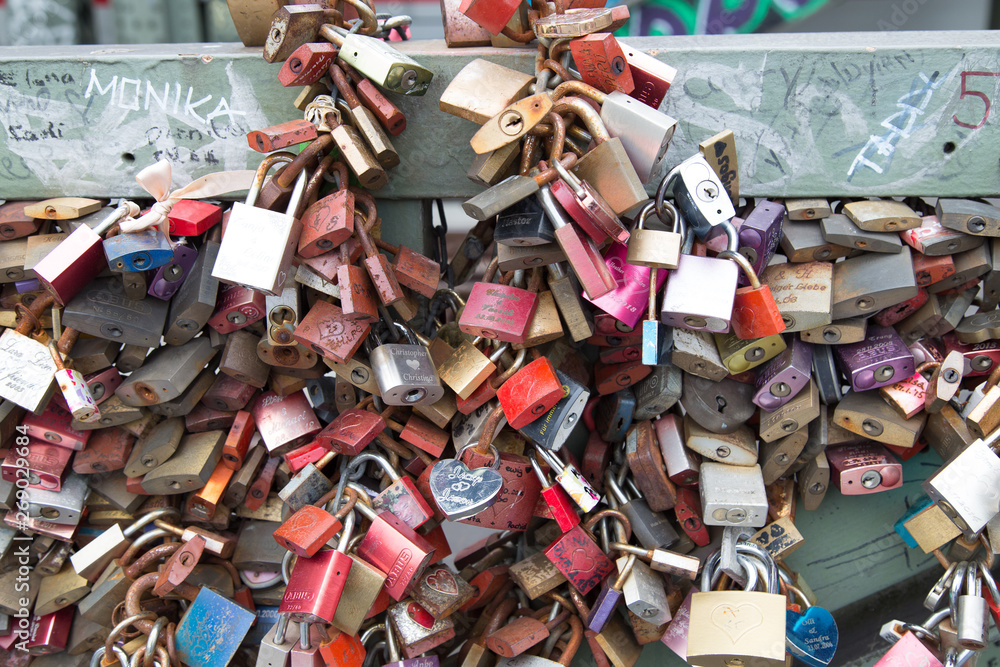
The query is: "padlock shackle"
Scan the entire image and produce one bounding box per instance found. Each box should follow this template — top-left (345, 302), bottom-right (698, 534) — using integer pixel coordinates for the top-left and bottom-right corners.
top-left (246, 153), bottom-right (295, 206)
top-left (552, 97), bottom-right (610, 144)
top-left (611, 553), bottom-right (637, 592)
top-left (718, 249), bottom-right (762, 289)
top-left (582, 509), bottom-right (631, 544)
top-left (329, 61), bottom-right (363, 109)
top-left (602, 468), bottom-right (628, 505)
top-left (551, 79), bottom-right (606, 105)
top-left (735, 541), bottom-right (780, 593)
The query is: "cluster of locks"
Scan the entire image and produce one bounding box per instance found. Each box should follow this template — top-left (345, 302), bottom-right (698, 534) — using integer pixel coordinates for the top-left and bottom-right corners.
top-left (0, 1), bottom-right (998, 667)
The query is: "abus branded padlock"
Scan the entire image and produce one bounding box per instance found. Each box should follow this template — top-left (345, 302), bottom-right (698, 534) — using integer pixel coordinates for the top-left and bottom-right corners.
top-left (212, 153), bottom-right (307, 296)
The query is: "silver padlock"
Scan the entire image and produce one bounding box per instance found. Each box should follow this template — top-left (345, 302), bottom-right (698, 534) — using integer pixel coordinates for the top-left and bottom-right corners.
top-left (370, 322), bottom-right (444, 406)
top-left (699, 462), bottom-right (768, 528)
top-left (212, 153), bottom-right (307, 296)
top-left (956, 562), bottom-right (988, 650)
top-left (662, 153), bottom-right (736, 239)
top-left (922, 428), bottom-right (1000, 539)
top-left (600, 91), bottom-right (677, 184)
top-left (660, 221), bottom-right (740, 333)
top-left (26, 472), bottom-right (88, 526)
top-left (618, 554), bottom-right (672, 626)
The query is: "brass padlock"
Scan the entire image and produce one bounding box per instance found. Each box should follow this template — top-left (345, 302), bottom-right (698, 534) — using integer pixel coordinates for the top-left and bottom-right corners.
top-left (140, 430), bottom-right (225, 495)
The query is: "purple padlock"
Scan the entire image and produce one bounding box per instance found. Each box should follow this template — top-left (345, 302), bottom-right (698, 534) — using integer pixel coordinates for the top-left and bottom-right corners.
top-left (585, 555), bottom-right (635, 633)
top-left (834, 324), bottom-right (915, 392)
top-left (737, 199), bottom-right (785, 286)
top-left (16, 278), bottom-right (40, 294)
top-left (753, 338), bottom-right (814, 411)
top-left (583, 242), bottom-right (666, 330)
top-left (147, 243), bottom-right (198, 301)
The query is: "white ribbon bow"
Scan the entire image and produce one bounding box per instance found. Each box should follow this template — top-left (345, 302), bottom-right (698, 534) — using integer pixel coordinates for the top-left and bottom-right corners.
top-left (119, 160), bottom-right (257, 235)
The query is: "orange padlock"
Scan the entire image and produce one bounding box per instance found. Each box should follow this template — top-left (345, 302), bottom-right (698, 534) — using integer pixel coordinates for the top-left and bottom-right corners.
top-left (721, 250), bottom-right (787, 340)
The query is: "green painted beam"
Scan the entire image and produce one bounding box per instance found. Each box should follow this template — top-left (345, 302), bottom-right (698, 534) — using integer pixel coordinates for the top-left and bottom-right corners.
top-left (0, 31), bottom-right (998, 200)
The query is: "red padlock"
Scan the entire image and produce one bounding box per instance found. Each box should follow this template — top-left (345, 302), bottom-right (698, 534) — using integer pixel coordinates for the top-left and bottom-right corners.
top-left (167, 200), bottom-right (221, 237)
top-left (458, 0), bottom-right (521, 35)
top-left (273, 504), bottom-right (344, 557)
top-left (674, 486), bottom-right (711, 547)
top-left (247, 118), bottom-right (319, 153)
top-left (497, 355), bottom-right (564, 429)
top-left (530, 451), bottom-right (580, 532)
top-left (459, 259), bottom-right (539, 344)
top-left (316, 407), bottom-right (385, 455)
top-left (221, 410), bottom-right (255, 470)
top-left (278, 42), bottom-right (339, 87)
top-left (544, 510), bottom-right (631, 595)
top-left (569, 33), bottom-right (635, 94)
top-left (298, 162), bottom-right (355, 258)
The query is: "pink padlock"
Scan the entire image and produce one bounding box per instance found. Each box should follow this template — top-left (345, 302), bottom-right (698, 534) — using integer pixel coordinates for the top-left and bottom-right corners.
top-left (583, 242), bottom-right (667, 329)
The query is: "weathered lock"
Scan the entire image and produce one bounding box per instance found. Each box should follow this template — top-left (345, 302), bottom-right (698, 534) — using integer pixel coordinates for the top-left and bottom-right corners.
top-left (213, 154), bottom-right (307, 296)
top-left (832, 324), bottom-right (915, 395)
top-left (759, 380), bottom-right (819, 443)
top-left (671, 328), bottom-right (728, 381)
top-left (327, 25), bottom-right (434, 96)
top-left (784, 198), bottom-right (831, 221)
top-left (140, 429), bottom-right (224, 494)
top-left (545, 510), bottom-right (630, 595)
top-left (924, 350), bottom-right (964, 414)
top-left (252, 390), bottom-right (321, 456)
top-left (47, 342), bottom-right (99, 424)
top-left (827, 443), bottom-right (903, 495)
top-left (680, 374), bottom-right (755, 434)
top-left (687, 545), bottom-right (786, 667)
top-left (753, 338), bottom-right (813, 411)
top-left (626, 420), bottom-right (677, 511)
top-left (496, 193), bottom-right (555, 247)
top-left (463, 175), bottom-right (540, 223)
top-left (147, 242), bottom-right (197, 301)
top-left (536, 184), bottom-right (616, 300)
top-left (550, 146), bottom-right (630, 241)
top-left (684, 417), bottom-right (758, 467)
top-left (23, 400), bottom-right (91, 450)
top-left (0, 201), bottom-right (43, 240)
top-left (831, 246), bottom-right (918, 319)
top-left (439, 339), bottom-right (505, 400)
top-left (103, 228), bottom-right (174, 272)
top-left (63, 276), bottom-right (167, 347)
top-left (841, 198), bottom-right (920, 233)
top-left (661, 224), bottom-right (740, 333)
top-left (605, 470), bottom-right (678, 551)
top-left (759, 427), bottom-right (808, 485)
top-left (799, 450), bottom-right (830, 512)
top-left (294, 300), bottom-right (370, 367)
top-left (25, 472), bottom-right (87, 526)
top-left (779, 221), bottom-right (854, 264)
top-left (529, 452), bottom-right (580, 532)
top-left (280, 511), bottom-right (355, 625)
top-left (175, 587), bottom-right (256, 667)
top-left (801, 316), bottom-right (867, 346)
top-left (353, 499), bottom-right (436, 601)
top-left (700, 462), bottom-right (768, 528)
top-left (594, 389), bottom-right (636, 443)
top-left (714, 331), bottom-right (786, 375)
top-left (116, 337), bottom-right (215, 406)
top-left (350, 452), bottom-right (434, 529)
top-left (371, 325), bottom-right (445, 406)
top-left (519, 369), bottom-right (590, 452)
top-left (833, 389), bottom-right (926, 448)
top-left (820, 213), bottom-right (904, 254)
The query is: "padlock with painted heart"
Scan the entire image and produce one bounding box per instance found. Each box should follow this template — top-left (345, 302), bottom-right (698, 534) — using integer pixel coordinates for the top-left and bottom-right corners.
top-left (427, 443), bottom-right (504, 520)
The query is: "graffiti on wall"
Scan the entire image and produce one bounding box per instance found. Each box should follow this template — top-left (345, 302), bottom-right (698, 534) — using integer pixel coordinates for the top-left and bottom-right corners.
top-left (620, 0), bottom-right (833, 35)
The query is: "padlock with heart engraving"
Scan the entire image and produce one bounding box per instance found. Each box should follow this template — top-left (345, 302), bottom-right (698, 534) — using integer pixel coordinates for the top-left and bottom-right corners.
top-left (370, 322), bottom-right (444, 406)
top-left (349, 451), bottom-right (434, 530)
top-left (687, 542), bottom-right (787, 667)
top-left (544, 509), bottom-right (631, 595)
top-left (460, 258), bottom-right (539, 344)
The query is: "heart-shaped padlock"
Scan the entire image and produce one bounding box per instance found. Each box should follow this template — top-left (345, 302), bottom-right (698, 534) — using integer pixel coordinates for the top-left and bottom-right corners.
top-left (786, 607), bottom-right (838, 667)
top-left (428, 444), bottom-right (504, 520)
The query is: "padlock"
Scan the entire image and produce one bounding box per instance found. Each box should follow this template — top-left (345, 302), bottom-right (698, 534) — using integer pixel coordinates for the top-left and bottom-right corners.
top-left (519, 369), bottom-right (590, 452)
top-left (530, 450), bottom-right (580, 532)
top-left (758, 379), bottom-right (820, 443)
top-left (550, 146), bottom-right (629, 243)
top-left (687, 543), bottom-right (787, 667)
top-left (937, 198), bottom-right (1000, 237)
top-left (438, 339), bottom-right (506, 401)
top-left (47, 341), bottom-right (99, 424)
top-left (213, 153), bottom-right (307, 296)
top-left (754, 338), bottom-right (813, 411)
top-left (832, 389), bottom-right (925, 448)
top-left (799, 450), bottom-right (830, 512)
top-left (280, 511), bottom-right (356, 624)
top-left (460, 259), bottom-right (540, 343)
top-left (545, 510), bottom-right (631, 595)
top-left (903, 213), bottom-right (985, 257)
top-left (625, 420), bottom-right (676, 511)
top-left (734, 200), bottom-right (785, 284)
top-left (760, 427), bottom-right (808, 485)
top-left (827, 443), bottom-right (903, 495)
top-left (585, 553), bottom-right (638, 634)
top-left (714, 330), bottom-right (787, 374)
top-left (585, 239), bottom-right (668, 332)
top-left (570, 33), bottom-right (634, 94)
top-left (116, 336), bottom-right (215, 406)
top-left (140, 429), bottom-right (225, 495)
top-left (25, 472), bottom-right (87, 526)
top-left (680, 374), bottom-right (756, 434)
top-left (759, 262), bottom-right (833, 333)
top-left (497, 355), bottom-right (564, 429)
top-left (339, 60), bottom-right (407, 135)
top-left (370, 323), bottom-right (444, 406)
top-left (685, 417), bottom-right (758, 467)
top-left (496, 196), bottom-right (555, 247)
top-left (536, 182), bottom-right (616, 300)
top-left (665, 152), bottom-right (737, 240)
top-left (700, 462), bottom-right (768, 528)
top-left (801, 316), bottom-right (868, 346)
top-left (103, 226), bottom-right (174, 273)
top-left (353, 496), bottom-right (436, 600)
top-left (604, 470), bottom-right (678, 551)
top-left (718, 250), bottom-right (788, 340)
top-left (843, 199), bottom-right (921, 232)
top-left (316, 407), bottom-right (384, 456)
top-left (533, 6), bottom-right (625, 37)
top-left (923, 428), bottom-right (1000, 538)
top-left (780, 220), bottom-right (854, 264)
top-left (831, 246), bottom-right (918, 319)
top-left (23, 400), bottom-right (91, 450)
top-left (32, 201), bottom-right (135, 305)
top-left (294, 300), bottom-right (371, 366)
top-left (252, 390), bottom-right (321, 456)
top-left (661, 223), bottom-right (740, 333)
top-left (349, 452), bottom-right (434, 530)
top-left (822, 214), bottom-right (905, 256)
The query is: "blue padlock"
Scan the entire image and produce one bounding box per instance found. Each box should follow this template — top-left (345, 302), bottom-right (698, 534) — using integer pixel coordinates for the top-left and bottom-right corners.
top-left (103, 229), bottom-right (174, 272)
top-left (175, 587), bottom-right (255, 667)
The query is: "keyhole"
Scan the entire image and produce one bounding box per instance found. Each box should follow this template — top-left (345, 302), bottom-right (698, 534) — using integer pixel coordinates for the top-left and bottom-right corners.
top-left (715, 395), bottom-right (727, 413)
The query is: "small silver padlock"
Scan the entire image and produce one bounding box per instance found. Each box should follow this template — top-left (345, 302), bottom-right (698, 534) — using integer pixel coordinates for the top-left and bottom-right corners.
top-left (370, 322), bottom-right (445, 406)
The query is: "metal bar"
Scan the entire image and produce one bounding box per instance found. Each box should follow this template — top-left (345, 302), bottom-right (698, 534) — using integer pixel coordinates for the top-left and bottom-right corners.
top-left (0, 32), bottom-right (997, 200)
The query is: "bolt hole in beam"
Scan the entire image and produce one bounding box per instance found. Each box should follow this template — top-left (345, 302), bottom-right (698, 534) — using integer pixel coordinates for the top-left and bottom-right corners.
top-left (943, 141), bottom-right (957, 154)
